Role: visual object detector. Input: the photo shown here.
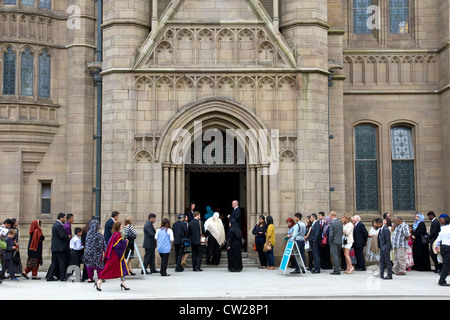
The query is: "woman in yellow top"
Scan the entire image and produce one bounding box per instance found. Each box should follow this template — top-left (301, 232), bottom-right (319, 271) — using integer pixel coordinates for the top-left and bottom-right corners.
top-left (264, 216), bottom-right (276, 270)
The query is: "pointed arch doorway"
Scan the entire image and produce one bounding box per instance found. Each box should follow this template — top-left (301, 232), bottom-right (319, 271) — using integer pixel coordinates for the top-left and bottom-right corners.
top-left (184, 133), bottom-right (247, 246)
top-left (158, 98), bottom-right (273, 251)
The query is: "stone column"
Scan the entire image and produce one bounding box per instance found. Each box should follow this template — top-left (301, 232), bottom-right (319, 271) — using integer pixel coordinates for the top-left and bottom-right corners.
top-left (256, 165), bottom-right (262, 215)
top-left (175, 165), bottom-right (182, 215)
top-left (162, 163), bottom-right (169, 220)
top-left (169, 164), bottom-right (176, 221)
top-left (262, 163), bottom-right (270, 215)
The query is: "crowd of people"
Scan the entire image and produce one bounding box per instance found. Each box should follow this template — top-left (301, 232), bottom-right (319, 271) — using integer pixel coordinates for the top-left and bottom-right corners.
top-left (0, 207), bottom-right (449, 288)
top-left (257, 210), bottom-right (449, 286)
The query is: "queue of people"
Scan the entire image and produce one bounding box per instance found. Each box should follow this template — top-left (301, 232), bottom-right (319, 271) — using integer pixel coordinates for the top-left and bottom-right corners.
top-left (0, 207), bottom-right (449, 288)
top-left (252, 210), bottom-right (449, 286)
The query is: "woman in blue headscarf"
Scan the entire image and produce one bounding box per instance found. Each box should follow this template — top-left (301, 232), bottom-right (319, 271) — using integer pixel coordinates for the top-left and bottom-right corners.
top-left (411, 213), bottom-right (431, 271)
top-left (204, 206), bottom-right (214, 220)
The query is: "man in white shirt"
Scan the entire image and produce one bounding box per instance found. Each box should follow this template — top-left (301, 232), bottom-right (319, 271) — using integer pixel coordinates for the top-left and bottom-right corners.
top-left (434, 216), bottom-right (450, 286)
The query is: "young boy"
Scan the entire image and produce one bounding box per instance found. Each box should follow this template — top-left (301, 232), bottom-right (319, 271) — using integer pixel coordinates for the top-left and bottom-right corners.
top-left (66, 227), bottom-right (84, 281)
top-left (4, 229), bottom-right (18, 281)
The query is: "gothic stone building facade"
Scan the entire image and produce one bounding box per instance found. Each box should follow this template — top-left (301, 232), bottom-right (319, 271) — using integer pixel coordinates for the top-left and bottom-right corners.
top-left (1, 0), bottom-right (449, 264)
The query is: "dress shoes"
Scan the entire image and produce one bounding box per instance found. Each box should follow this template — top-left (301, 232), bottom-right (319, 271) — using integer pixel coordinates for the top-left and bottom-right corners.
top-left (290, 271), bottom-right (300, 274)
top-left (310, 268), bottom-right (320, 273)
top-left (438, 282), bottom-right (450, 286)
top-left (383, 275), bottom-right (393, 280)
top-left (330, 271), bottom-right (341, 275)
top-left (141, 270), bottom-right (151, 275)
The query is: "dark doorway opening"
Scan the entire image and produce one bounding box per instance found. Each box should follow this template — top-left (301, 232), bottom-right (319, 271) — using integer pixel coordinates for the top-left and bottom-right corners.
top-left (186, 170), bottom-right (247, 249)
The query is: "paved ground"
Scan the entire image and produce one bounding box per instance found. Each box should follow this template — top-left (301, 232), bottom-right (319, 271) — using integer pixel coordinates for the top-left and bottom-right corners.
top-left (1, 265), bottom-right (449, 300)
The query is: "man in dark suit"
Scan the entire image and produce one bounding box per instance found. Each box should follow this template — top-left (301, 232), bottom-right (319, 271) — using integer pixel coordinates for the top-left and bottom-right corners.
top-left (46, 213), bottom-right (70, 281)
top-left (228, 200), bottom-right (242, 230)
top-left (104, 210), bottom-right (120, 244)
top-left (142, 213), bottom-right (158, 274)
top-left (308, 213), bottom-right (321, 273)
top-left (352, 215), bottom-right (368, 271)
top-left (173, 213), bottom-right (189, 272)
top-left (376, 218), bottom-right (393, 279)
top-left (189, 211), bottom-right (205, 271)
top-left (428, 211), bottom-right (442, 273)
top-left (328, 211), bottom-right (343, 275)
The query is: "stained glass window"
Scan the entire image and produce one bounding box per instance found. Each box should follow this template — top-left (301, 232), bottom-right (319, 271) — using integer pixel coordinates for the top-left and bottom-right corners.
top-left (4, 0), bottom-right (17, 4)
top-left (39, 0), bottom-right (50, 9)
top-left (21, 47), bottom-right (34, 96)
top-left (3, 47), bottom-right (16, 95)
top-left (391, 126), bottom-right (415, 211)
top-left (39, 50), bottom-right (50, 97)
top-left (22, 0), bottom-right (34, 6)
top-left (389, 0), bottom-right (409, 34)
top-left (355, 124), bottom-right (379, 211)
top-left (353, 0), bottom-right (373, 34)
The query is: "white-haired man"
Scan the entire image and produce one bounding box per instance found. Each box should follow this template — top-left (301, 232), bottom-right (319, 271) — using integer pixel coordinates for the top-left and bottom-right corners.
top-left (352, 215), bottom-right (368, 271)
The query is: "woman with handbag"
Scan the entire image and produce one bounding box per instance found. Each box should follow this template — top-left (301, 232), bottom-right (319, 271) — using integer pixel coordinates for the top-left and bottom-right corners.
top-left (123, 216), bottom-right (138, 276)
top-left (252, 215), bottom-right (268, 269)
top-left (264, 216), bottom-right (276, 270)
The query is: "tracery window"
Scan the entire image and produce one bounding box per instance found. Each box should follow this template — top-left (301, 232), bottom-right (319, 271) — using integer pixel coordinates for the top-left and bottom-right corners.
top-left (39, 0), bottom-right (50, 9)
top-left (38, 50), bottom-right (50, 97)
top-left (353, 0), bottom-right (373, 34)
top-left (391, 126), bottom-right (415, 211)
top-left (21, 47), bottom-right (34, 96)
top-left (355, 124), bottom-right (379, 211)
top-left (3, 47), bottom-right (16, 95)
top-left (389, 0), bottom-right (409, 34)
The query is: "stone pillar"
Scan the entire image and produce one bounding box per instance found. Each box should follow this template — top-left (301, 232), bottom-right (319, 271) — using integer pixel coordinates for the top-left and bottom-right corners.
top-left (101, 0), bottom-right (150, 221)
top-left (175, 165), bottom-right (182, 215)
top-left (169, 164), bottom-right (176, 221)
top-left (262, 163), bottom-right (270, 215)
top-left (249, 164), bottom-right (257, 222)
top-left (256, 165), bottom-right (262, 215)
top-left (66, 0), bottom-right (96, 221)
top-left (162, 163), bottom-right (169, 220)
top-left (281, 0), bottom-right (330, 213)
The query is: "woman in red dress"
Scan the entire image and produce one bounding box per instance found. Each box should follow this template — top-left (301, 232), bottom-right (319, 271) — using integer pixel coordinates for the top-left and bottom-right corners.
top-left (95, 221), bottom-right (130, 291)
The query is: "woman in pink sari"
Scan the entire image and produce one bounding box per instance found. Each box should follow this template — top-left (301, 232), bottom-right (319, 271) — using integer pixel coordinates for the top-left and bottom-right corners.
top-left (95, 221), bottom-right (130, 291)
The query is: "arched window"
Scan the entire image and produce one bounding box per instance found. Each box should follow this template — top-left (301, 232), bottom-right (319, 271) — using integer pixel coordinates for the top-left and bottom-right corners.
top-left (353, 0), bottom-right (373, 34)
top-left (21, 47), bottom-right (34, 96)
top-left (391, 126), bottom-right (415, 211)
top-left (38, 50), bottom-right (50, 97)
top-left (354, 124), bottom-right (379, 211)
top-left (389, 0), bottom-right (409, 34)
top-left (3, 46), bottom-right (16, 95)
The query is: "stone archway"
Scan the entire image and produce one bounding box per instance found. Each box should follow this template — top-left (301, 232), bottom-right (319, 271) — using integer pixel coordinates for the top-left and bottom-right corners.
top-left (157, 98), bottom-right (277, 248)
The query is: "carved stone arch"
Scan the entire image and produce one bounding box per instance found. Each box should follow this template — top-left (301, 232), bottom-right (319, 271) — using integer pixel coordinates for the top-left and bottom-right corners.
top-left (217, 76), bottom-right (235, 100)
top-left (135, 76), bottom-right (153, 91)
top-left (258, 76), bottom-right (275, 90)
top-left (377, 56), bottom-right (389, 84)
top-left (154, 40), bottom-right (174, 65)
top-left (256, 29), bottom-right (268, 43)
top-left (163, 29), bottom-right (175, 42)
top-left (237, 28), bottom-right (255, 64)
top-left (353, 56), bottom-right (365, 85)
top-left (279, 148), bottom-right (297, 163)
top-left (18, 44), bottom-right (36, 55)
top-left (343, 56), bottom-right (353, 85)
top-left (426, 55), bottom-right (437, 83)
top-left (197, 28), bottom-right (215, 65)
top-left (257, 41), bottom-right (275, 65)
top-left (176, 76), bottom-right (195, 110)
top-left (196, 76), bottom-right (215, 100)
top-left (176, 28), bottom-right (194, 64)
top-left (135, 149), bottom-right (153, 162)
top-left (217, 28), bottom-right (235, 64)
top-left (401, 56), bottom-right (413, 83)
top-left (156, 75), bottom-right (174, 89)
top-left (238, 76), bottom-right (256, 110)
top-left (413, 56), bottom-right (425, 83)
top-left (389, 56), bottom-right (401, 84)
